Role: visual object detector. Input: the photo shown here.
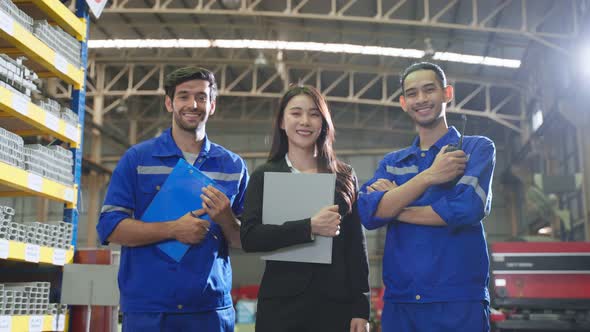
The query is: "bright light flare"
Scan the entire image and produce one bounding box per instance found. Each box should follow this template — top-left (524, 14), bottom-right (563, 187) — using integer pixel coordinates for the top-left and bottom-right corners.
top-left (580, 45), bottom-right (590, 78)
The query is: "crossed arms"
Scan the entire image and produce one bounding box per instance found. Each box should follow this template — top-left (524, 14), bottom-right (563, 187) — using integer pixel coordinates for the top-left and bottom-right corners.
top-left (359, 141), bottom-right (495, 230)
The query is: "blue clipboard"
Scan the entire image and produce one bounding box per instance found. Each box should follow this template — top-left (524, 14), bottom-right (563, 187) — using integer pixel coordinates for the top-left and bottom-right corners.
top-left (140, 159), bottom-right (226, 262)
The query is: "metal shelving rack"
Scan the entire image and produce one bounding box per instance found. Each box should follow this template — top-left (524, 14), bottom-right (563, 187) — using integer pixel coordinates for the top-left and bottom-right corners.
top-left (0, 0), bottom-right (88, 330)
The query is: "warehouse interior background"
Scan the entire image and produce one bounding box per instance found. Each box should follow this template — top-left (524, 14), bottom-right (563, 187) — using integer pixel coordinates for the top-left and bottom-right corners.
top-left (1, 0), bottom-right (590, 330)
top-left (80, 0), bottom-right (590, 285)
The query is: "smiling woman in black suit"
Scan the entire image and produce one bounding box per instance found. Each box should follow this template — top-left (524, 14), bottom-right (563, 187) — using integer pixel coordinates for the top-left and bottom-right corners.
top-left (240, 85), bottom-right (370, 332)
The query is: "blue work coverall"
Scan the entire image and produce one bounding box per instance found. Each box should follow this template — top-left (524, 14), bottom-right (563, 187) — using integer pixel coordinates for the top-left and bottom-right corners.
top-left (97, 128), bottom-right (249, 332)
top-left (358, 126), bottom-right (495, 332)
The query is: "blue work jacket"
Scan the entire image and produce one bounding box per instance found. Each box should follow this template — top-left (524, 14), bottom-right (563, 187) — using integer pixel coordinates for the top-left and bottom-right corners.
top-left (97, 128), bottom-right (249, 313)
top-left (358, 126), bottom-right (495, 304)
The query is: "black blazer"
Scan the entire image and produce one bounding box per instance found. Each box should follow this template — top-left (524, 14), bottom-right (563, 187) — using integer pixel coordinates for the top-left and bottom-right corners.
top-left (240, 158), bottom-right (370, 319)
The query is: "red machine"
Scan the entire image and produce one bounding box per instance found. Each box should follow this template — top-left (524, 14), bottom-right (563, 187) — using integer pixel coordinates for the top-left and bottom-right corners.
top-left (491, 242), bottom-right (590, 331)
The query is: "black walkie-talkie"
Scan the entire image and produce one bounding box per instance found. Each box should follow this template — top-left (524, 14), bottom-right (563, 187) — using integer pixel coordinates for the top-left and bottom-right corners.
top-left (443, 114), bottom-right (467, 187)
top-left (445, 114), bottom-right (467, 153)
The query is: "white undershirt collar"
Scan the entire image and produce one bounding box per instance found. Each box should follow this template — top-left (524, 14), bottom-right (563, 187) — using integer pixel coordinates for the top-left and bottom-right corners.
top-left (284, 154), bottom-right (301, 173)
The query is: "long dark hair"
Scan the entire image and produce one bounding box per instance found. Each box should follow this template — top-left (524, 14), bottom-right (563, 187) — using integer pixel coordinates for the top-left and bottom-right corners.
top-left (268, 85), bottom-right (356, 213)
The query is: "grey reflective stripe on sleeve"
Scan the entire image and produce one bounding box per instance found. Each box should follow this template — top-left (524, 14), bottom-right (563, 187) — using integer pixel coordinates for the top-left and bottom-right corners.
top-left (202, 171), bottom-right (243, 182)
top-left (101, 205), bottom-right (133, 215)
top-left (386, 165), bottom-right (419, 175)
top-left (137, 166), bottom-right (174, 174)
top-left (458, 175), bottom-right (487, 206)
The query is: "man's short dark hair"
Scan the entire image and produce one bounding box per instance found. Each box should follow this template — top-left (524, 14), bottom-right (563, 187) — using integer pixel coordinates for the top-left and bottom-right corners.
top-left (164, 66), bottom-right (218, 101)
top-left (400, 62), bottom-right (447, 93)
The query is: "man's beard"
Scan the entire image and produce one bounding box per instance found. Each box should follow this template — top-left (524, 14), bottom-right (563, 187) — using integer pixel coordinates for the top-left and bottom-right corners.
top-left (173, 107), bottom-right (205, 132)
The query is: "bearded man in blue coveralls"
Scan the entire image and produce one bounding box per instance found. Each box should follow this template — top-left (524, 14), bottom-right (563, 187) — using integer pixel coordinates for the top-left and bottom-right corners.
top-left (358, 62), bottom-right (495, 332)
top-left (97, 67), bottom-right (249, 332)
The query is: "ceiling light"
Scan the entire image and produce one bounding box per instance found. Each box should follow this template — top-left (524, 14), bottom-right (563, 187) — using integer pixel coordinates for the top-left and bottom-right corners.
top-left (88, 39), bottom-right (520, 68)
top-left (254, 52), bottom-right (268, 66)
top-left (433, 52), bottom-right (520, 68)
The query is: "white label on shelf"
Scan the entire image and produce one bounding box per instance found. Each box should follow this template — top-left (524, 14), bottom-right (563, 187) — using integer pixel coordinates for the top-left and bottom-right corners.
top-left (65, 123), bottom-right (78, 141)
top-left (53, 248), bottom-right (66, 266)
top-left (54, 53), bottom-right (68, 74)
top-left (28, 173), bottom-right (43, 192)
top-left (24, 244), bottom-right (40, 263)
top-left (11, 94), bottom-right (29, 116)
top-left (57, 315), bottom-right (65, 331)
top-left (64, 188), bottom-right (74, 202)
top-left (0, 239), bottom-right (8, 259)
top-left (0, 10), bottom-right (14, 36)
top-left (46, 112), bottom-right (59, 132)
top-left (29, 315), bottom-right (43, 332)
top-left (0, 316), bottom-right (11, 332)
